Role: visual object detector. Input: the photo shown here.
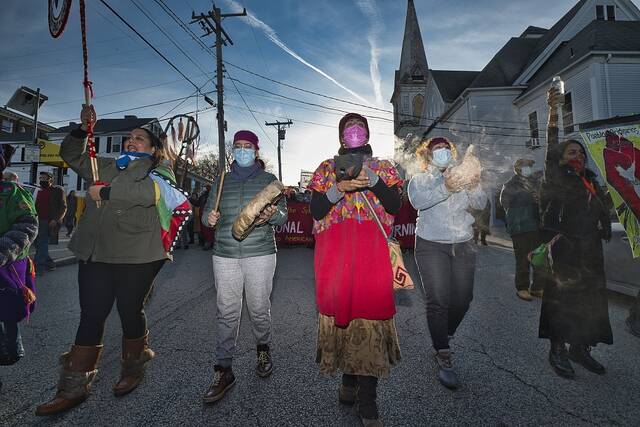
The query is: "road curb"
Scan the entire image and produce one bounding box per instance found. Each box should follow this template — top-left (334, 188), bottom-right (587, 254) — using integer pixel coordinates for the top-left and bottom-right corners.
top-left (54, 256), bottom-right (77, 267)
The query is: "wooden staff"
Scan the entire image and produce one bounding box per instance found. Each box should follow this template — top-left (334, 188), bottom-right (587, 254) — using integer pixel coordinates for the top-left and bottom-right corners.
top-left (213, 171), bottom-right (225, 213)
top-left (80, 0), bottom-right (101, 207)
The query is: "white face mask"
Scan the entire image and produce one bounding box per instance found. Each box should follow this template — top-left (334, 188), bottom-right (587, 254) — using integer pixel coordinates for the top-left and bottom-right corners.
top-left (520, 166), bottom-right (532, 177)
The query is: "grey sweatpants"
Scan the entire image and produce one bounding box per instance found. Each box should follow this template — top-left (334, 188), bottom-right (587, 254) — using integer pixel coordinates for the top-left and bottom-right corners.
top-left (212, 254), bottom-right (276, 367)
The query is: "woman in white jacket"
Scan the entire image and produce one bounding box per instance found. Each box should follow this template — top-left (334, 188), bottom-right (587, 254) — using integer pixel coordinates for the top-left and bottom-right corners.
top-left (408, 136), bottom-right (486, 390)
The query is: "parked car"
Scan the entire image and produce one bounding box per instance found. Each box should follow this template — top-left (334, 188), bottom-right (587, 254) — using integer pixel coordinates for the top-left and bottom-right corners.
top-left (604, 222), bottom-right (640, 296)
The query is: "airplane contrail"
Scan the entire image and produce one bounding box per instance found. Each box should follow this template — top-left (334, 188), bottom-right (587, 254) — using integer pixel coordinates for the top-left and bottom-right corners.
top-left (223, 0), bottom-right (371, 105)
top-left (355, 0), bottom-right (384, 106)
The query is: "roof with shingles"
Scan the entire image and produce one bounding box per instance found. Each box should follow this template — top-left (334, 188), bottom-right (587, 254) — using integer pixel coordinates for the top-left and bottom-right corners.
top-left (430, 70), bottom-right (480, 102)
top-left (521, 20), bottom-right (640, 98)
top-left (520, 26), bottom-right (548, 37)
top-left (468, 37), bottom-right (541, 88)
top-left (518, 0), bottom-right (589, 76)
top-left (54, 117), bottom-right (156, 134)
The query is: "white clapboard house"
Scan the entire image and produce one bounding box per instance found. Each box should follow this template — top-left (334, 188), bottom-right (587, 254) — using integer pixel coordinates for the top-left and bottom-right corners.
top-left (392, 0), bottom-right (640, 220)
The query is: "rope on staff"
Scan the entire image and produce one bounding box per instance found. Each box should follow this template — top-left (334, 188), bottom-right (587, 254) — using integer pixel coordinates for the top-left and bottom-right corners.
top-left (79, 0), bottom-right (102, 207)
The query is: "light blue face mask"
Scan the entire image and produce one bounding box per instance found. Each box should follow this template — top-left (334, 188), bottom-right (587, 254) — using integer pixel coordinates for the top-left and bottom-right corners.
top-left (233, 147), bottom-right (256, 167)
top-left (432, 148), bottom-right (453, 168)
top-left (520, 166), bottom-right (532, 177)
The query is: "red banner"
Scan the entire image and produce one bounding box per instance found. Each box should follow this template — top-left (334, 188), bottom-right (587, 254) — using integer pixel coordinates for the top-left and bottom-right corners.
top-left (276, 200), bottom-right (417, 249)
top-left (390, 201), bottom-right (417, 249)
top-left (275, 201), bottom-right (315, 246)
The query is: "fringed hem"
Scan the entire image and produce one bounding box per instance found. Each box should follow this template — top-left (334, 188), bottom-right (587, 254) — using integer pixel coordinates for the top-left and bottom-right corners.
top-left (315, 314), bottom-right (401, 378)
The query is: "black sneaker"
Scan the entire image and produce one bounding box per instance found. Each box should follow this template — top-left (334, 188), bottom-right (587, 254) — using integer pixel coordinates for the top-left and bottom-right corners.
top-left (434, 349), bottom-right (459, 390)
top-left (203, 366), bottom-right (236, 403)
top-left (256, 345), bottom-right (273, 378)
top-left (568, 345), bottom-right (605, 375)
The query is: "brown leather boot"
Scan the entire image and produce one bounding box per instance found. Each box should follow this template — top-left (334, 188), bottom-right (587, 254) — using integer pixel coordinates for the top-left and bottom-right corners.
top-left (113, 331), bottom-right (155, 397)
top-left (35, 345), bottom-right (103, 416)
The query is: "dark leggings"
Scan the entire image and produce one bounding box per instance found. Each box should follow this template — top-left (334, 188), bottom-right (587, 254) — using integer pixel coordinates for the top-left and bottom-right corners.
top-left (414, 237), bottom-right (476, 351)
top-left (75, 259), bottom-right (165, 346)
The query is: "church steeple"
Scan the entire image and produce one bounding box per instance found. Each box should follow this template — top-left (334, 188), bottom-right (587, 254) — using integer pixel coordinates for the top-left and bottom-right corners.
top-left (398, 0), bottom-right (428, 82)
top-left (391, 0), bottom-right (429, 140)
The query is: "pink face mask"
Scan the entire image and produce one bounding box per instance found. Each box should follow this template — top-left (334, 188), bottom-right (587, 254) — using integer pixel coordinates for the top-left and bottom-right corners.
top-left (342, 124), bottom-right (368, 148)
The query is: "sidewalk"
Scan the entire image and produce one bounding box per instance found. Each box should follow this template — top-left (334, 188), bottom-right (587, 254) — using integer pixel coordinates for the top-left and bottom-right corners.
top-left (29, 235), bottom-right (77, 267)
top-left (485, 224), bottom-right (513, 249)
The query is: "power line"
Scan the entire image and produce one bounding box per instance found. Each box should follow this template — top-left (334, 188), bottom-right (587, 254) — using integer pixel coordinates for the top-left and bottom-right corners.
top-left (150, 0), bottom-right (274, 148)
top-left (227, 77), bottom-right (545, 139)
top-left (147, 0), bottom-right (535, 134)
top-left (221, 60), bottom-right (534, 128)
top-left (153, 0), bottom-right (215, 56)
top-left (159, 77), bottom-right (215, 119)
top-left (44, 92), bottom-right (214, 126)
top-left (97, 0), bottom-right (207, 96)
top-left (46, 73), bottom-right (211, 107)
top-left (130, 0), bottom-right (210, 78)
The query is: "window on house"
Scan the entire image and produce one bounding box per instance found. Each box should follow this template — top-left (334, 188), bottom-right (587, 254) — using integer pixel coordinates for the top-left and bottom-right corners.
top-left (562, 93), bottom-right (574, 135)
top-left (106, 136), bottom-right (112, 153)
top-left (402, 95), bottom-right (410, 113)
top-left (1, 119), bottom-right (13, 133)
top-left (596, 5), bottom-right (605, 20)
top-left (413, 95), bottom-right (424, 120)
top-left (606, 5), bottom-right (615, 20)
top-left (94, 137), bottom-right (100, 154)
top-left (112, 136), bottom-right (122, 153)
top-left (529, 111), bottom-right (539, 139)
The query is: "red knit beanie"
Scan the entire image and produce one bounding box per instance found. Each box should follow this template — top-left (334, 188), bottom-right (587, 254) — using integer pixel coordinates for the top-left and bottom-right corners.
top-left (233, 130), bottom-right (259, 150)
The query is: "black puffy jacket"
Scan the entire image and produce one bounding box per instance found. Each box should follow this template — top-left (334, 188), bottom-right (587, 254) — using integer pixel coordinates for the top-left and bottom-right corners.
top-left (202, 168), bottom-right (287, 258)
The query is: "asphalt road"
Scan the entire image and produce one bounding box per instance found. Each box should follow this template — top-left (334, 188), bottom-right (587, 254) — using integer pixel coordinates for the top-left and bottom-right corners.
top-left (1, 245), bottom-right (639, 426)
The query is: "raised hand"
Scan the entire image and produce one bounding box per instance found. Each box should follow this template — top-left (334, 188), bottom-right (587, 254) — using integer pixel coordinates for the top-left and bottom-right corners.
top-left (80, 104), bottom-right (97, 131)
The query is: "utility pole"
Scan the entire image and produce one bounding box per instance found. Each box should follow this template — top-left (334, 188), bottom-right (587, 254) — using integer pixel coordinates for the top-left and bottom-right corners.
top-left (191, 4), bottom-right (246, 177)
top-left (265, 120), bottom-right (293, 182)
top-left (29, 88), bottom-right (41, 184)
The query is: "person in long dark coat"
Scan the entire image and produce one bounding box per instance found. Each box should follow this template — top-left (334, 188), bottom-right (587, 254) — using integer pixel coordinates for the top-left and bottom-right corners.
top-left (538, 84), bottom-right (613, 379)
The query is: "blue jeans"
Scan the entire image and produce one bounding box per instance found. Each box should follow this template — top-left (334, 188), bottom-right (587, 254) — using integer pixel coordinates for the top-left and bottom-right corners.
top-left (0, 322), bottom-right (24, 365)
top-left (34, 221), bottom-right (54, 271)
top-left (414, 237), bottom-right (477, 351)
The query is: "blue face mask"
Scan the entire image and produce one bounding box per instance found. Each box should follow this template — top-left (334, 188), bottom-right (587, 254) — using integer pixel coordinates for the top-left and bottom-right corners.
top-left (432, 148), bottom-right (453, 168)
top-left (520, 166), bottom-right (532, 177)
top-left (233, 147), bottom-right (256, 167)
top-left (116, 151), bottom-right (152, 170)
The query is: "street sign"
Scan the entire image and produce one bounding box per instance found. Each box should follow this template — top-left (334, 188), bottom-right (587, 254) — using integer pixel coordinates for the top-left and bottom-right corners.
top-left (23, 146), bottom-right (40, 163)
top-left (299, 170), bottom-right (313, 191)
top-left (38, 139), bottom-right (68, 166)
top-left (6, 87), bottom-right (48, 117)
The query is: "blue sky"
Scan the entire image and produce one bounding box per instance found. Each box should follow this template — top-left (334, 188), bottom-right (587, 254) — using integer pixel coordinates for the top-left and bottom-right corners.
top-left (1, 0), bottom-right (638, 184)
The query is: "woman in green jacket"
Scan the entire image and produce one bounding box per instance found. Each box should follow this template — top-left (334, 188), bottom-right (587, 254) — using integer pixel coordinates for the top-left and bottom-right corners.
top-left (37, 105), bottom-right (188, 415)
top-left (201, 130), bottom-right (287, 404)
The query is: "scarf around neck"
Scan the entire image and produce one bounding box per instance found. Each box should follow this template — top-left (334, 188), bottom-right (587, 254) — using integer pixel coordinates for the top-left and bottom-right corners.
top-left (231, 161), bottom-right (261, 181)
top-left (116, 151), bottom-right (152, 170)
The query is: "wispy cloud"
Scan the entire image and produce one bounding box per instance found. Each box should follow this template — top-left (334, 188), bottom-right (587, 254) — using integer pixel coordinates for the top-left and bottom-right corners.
top-left (354, 0), bottom-right (384, 106)
top-left (222, 0), bottom-right (370, 105)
